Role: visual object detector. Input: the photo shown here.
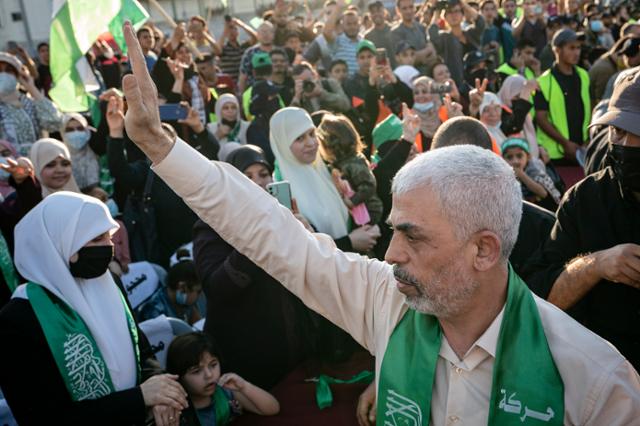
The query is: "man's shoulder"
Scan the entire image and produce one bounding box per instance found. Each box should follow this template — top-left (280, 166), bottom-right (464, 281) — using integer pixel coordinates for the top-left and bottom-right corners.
top-left (562, 168), bottom-right (615, 204)
top-left (535, 295), bottom-right (634, 391)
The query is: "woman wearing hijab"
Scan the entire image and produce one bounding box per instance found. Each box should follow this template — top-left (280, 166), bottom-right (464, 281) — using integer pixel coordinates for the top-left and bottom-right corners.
top-left (0, 192), bottom-right (189, 425)
top-left (269, 107), bottom-right (380, 253)
top-left (0, 52), bottom-right (62, 156)
top-left (411, 77), bottom-right (445, 150)
top-left (496, 76), bottom-right (541, 155)
top-left (207, 94), bottom-right (249, 146)
top-left (192, 145), bottom-right (314, 390)
top-left (60, 113), bottom-right (100, 191)
top-left (30, 137), bottom-right (80, 197)
top-left (478, 89), bottom-right (531, 146)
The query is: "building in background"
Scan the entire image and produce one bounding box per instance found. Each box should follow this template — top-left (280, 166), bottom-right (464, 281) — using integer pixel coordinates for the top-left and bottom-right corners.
top-left (0, 0), bottom-right (271, 54)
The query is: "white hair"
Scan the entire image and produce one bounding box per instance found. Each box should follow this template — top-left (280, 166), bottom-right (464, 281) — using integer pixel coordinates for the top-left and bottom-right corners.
top-left (391, 145), bottom-right (522, 261)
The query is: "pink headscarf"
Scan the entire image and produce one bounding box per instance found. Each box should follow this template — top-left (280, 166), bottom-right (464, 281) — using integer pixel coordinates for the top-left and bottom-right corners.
top-left (497, 75), bottom-right (540, 160)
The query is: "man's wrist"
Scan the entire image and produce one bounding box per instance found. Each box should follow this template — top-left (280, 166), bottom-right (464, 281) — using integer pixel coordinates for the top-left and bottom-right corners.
top-left (109, 129), bottom-right (125, 139)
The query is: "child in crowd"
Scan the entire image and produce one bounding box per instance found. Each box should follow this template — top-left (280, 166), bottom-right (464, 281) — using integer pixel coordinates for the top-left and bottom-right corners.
top-left (317, 114), bottom-right (384, 225)
top-left (394, 41), bottom-right (417, 67)
top-left (166, 332), bottom-right (280, 425)
top-left (136, 249), bottom-right (204, 324)
top-left (501, 137), bottom-right (561, 209)
top-left (328, 59), bottom-right (349, 85)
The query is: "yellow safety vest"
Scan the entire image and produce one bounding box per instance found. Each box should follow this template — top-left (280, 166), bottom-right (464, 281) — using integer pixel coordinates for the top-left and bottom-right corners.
top-left (496, 62), bottom-right (536, 81)
top-left (535, 66), bottom-right (591, 160)
top-left (242, 86), bottom-right (286, 121)
top-left (207, 87), bottom-right (219, 123)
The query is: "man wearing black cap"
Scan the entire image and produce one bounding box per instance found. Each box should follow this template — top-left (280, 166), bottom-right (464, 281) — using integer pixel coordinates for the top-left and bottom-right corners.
top-left (589, 36), bottom-right (640, 104)
top-left (525, 67), bottom-right (640, 370)
top-left (365, 1), bottom-right (398, 69)
top-left (534, 28), bottom-right (591, 165)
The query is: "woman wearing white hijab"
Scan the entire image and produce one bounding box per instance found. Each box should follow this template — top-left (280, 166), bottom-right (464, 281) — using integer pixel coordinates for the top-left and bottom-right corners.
top-left (30, 137), bottom-right (80, 197)
top-left (207, 94), bottom-right (249, 147)
top-left (269, 107), bottom-right (379, 252)
top-left (0, 192), bottom-right (188, 425)
top-left (60, 112), bottom-right (100, 190)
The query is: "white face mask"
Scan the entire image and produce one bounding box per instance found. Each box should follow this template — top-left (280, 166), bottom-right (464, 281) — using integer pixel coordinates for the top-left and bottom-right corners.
top-left (413, 101), bottom-right (435, 113)
top-left (65, 130), bottom-right (91, 150)
top-left (0, 72), bottom-right (17, 95)
top-left (0, 156), bottom-right (11, 180)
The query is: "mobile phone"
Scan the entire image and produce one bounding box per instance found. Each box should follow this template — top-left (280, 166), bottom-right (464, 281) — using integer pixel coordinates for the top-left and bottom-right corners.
top-left (375, 48), bottom-right (388, 66)
top-left (267, 181), bottom-right (292, 210)
top-left (159, 104), bottom-right (188, 121)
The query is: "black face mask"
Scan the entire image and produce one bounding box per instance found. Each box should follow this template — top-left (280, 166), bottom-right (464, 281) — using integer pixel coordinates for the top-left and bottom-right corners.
top-left (468, 68), bottom-right (488, 84)
top-left (608, 143), bottom-right (640, 193)
top-left (221, 118), bottom-right (238, 129)
top-left (69, 246), bottom-right (114, 279)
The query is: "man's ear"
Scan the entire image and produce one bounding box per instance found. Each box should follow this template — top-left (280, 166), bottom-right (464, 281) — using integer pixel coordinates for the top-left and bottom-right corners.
top-left (471, 230), bottom-right (502, 272)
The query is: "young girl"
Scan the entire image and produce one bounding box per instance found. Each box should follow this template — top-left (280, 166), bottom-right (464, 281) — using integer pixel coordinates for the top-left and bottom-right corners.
top-left (166, 332), bottom-right (280, 425)
top-left (317, 114), bottom-right (384, 226)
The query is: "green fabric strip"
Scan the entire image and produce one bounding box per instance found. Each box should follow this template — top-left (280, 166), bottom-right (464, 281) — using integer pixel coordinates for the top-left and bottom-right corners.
top-left (0, 232), bottom-right (19, 292)
top-left (377, 265), bottom-right (564, 425)
top-left (27, 282), bottom-right (141, 400)
top-left (315, 370), bottom-right (374, 409)
top-left (27, 283), bottom-right (115, 400)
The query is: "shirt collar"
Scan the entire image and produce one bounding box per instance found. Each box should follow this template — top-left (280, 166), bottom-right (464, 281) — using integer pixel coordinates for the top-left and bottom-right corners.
top-left (439, 304), bottom-right (506, 370)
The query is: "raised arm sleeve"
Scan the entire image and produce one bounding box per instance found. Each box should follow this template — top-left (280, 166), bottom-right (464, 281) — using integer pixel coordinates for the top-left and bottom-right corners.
top-left (152, 139), bottom-right (401, 352)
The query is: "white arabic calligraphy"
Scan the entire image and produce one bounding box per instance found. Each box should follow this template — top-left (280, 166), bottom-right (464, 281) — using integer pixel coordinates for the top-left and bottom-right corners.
top-left (384, 389), bottom-right (423, 426)
top-left (63, 333), bottom-right (110, 400)
top-left (498, 388), bottom-right (556, 423)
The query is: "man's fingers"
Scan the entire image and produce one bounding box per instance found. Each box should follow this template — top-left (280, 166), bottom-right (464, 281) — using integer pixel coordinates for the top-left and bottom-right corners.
top-left (122, 74), bottom-right (144, 114)
top-left (124, 21), bottom-right (147, 78)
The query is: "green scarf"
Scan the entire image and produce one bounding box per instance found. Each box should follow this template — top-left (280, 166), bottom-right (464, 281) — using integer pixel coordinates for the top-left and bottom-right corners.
top-left (196, 386), bottom-right (232, 426)
top-left (377, 265), bottom-right (563, 425)
top-left (26, 283), bottom-right (140, 401)
top-left (0, 232), bottom-right (19, 292)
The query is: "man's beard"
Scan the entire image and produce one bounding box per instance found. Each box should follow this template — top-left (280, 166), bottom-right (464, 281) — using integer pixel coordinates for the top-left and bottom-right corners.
top-left (393, 260), bottom-right (480, 318)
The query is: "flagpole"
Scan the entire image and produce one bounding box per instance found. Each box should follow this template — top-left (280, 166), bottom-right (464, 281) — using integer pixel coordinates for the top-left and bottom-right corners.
top-left (147, 0), bottom-right (204, 60)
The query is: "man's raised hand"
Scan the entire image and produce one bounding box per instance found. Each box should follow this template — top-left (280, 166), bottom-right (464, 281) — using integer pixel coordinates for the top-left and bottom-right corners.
top-left (122, 21), bottom-right (174, 163)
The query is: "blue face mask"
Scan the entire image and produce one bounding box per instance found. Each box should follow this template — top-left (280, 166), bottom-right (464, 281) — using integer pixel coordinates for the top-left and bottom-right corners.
top-left (0, 72), bottom-right (17, 95)
top-left (590, 20), bottom-right (603, 33)
top-left (175, 290), bottom-right (189, 306)
top-left (413, 101), bottom-right (435, 113)
top-left (0, 157), bottom-right (10, 181)
top-left (65, 130), bottom-right (91, 150)
top-left (106, 198), bottom-right (119, 218)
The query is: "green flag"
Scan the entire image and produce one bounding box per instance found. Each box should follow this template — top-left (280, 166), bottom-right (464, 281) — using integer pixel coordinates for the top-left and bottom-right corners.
top-left (49, 0), bottom-right (148, 112)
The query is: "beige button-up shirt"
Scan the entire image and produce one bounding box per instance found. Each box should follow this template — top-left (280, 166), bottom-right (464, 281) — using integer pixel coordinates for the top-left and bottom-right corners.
top-left (153, 139), bottom-right (640, 425)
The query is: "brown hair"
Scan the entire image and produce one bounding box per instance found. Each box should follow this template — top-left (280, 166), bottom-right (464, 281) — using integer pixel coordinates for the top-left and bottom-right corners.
top-left (317, 114), bottom-right (364, 164)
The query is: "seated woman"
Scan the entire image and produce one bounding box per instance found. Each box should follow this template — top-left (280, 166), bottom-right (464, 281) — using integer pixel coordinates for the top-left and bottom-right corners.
top-left (60, 113), bottom-right (100, 191)
top-left (207, 94), bottom-right (249, 147)
top-left (270, 107), bottom-right (380, 254)
top-left (192, 145), bottom-right (315, 390)
top-left (0, 52), bottom-right (61, 156)
top-left (0, 192), bottom-right (189, 425)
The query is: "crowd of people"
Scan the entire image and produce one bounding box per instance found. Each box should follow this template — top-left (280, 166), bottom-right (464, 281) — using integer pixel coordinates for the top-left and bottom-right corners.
top-left (0, 0), bottom-right (639, 424)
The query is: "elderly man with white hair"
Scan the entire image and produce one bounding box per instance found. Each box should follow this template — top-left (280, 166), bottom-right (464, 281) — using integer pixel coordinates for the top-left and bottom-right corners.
top-left (120, 22), bottom-right (640, 425)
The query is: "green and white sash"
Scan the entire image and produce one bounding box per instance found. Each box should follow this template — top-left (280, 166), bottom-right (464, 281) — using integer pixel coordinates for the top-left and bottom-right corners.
top-left (378, 265), bottom-right (564, 425)
top-left (26, 283), bottom-right (140, 401)
top-left (0, 232), bottom-right (19, 292)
